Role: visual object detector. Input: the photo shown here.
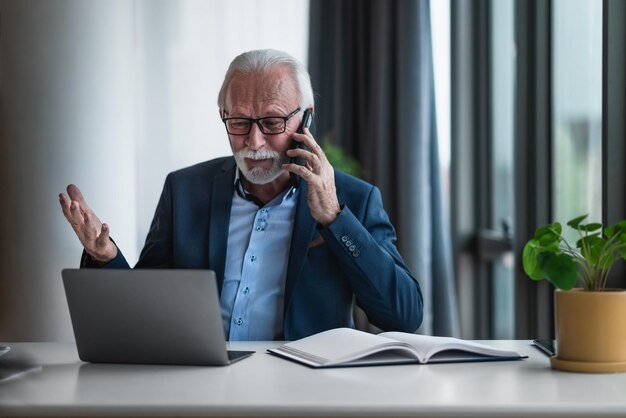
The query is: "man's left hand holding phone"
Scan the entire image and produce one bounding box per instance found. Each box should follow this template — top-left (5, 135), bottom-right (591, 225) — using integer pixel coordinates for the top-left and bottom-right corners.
top-left (284, 108), bottom-right (342, 227)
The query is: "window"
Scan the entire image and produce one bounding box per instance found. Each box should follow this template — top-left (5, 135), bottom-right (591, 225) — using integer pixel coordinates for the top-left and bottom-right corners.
top-left (552, 0), bottom-right (603, 237)
top-left (452, 0), bottom-right (625, 339)
top-left (489, 0), bottom-right (515, 339)
top-left (431, 0), bottom-right (451, 216)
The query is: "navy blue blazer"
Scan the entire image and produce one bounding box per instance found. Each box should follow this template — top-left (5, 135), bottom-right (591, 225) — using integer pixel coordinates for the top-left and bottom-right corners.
top-left (84, 157), bottom-right (423, 340)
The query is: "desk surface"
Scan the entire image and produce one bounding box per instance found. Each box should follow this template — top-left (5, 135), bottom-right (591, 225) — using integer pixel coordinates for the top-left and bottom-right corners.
top-left (1, 340), bottom-right (625, 418)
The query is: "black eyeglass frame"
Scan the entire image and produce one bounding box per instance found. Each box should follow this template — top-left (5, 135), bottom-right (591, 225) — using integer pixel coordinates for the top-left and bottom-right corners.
top-left (221, 107), bottom-right (301, 135)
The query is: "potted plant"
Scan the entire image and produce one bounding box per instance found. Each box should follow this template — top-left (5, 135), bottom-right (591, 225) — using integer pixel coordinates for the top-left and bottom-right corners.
top-left (523, 214), bottom-right (626, 372)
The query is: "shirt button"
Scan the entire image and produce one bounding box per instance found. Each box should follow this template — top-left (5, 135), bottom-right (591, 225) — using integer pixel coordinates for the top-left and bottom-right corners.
top-left (243, 287), bottom-right (250, 295)
top-left (350, 245), bottom-right (356, 251)
top-left (352, 250), bottom-right (360, 257)
top-left (250, 255), bottom-right (257, 262)
top-left (341, 235), bottom-right (348, 243)
top-left (236, 317), bottom-right (243, 326)
top-left (345, 240), bottom-right (352, 247)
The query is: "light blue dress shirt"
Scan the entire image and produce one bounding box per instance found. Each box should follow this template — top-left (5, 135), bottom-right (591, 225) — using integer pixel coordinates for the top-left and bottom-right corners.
top-left (219, 175), bottom-right (298, 341)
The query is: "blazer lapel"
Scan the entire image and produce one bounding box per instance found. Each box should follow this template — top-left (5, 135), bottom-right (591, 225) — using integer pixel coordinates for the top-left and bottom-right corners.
top-left (284, 181), bottom-right (317, 313)
top-left (209, 159), bottom-right (236, 294)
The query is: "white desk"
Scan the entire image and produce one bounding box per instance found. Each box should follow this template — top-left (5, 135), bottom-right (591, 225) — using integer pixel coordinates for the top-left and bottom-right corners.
top-left (1, 341), bottom-right (625, 417)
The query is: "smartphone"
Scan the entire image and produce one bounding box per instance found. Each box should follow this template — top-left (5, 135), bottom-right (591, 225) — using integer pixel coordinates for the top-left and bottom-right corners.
top-left (289, 108), bottom-right (313, 188)
top-left (532, 339), bottom-right (556, 357)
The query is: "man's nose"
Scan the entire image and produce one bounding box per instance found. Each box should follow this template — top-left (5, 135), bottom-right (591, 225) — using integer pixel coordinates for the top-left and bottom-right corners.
top-left (246, 123), bottom-right (267, 150)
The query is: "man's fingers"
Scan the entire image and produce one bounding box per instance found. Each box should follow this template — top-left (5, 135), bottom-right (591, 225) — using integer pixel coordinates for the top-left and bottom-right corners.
top-left (293, 129), bottom-right (329, 166)
top-left (97, 223), bottom-right (110, 248)
top-left (66, 184), bottom-right (92, 212)
top-left (283, 162), bottom-right (314, 181)
top-left (59, 193), bottom-right (72, 219)
top-left (69, 201), bottom-right (86, 228)
top-left (299, 128), bottom-right (322, 150)
top-left (66, 184), bottom-right (83, 202)
top-left (61, 185), bottom-right (115, 261)
top-left (83, 209), bottom-right (102, 241)
top-left (287, 147), bottom-right (323, 172)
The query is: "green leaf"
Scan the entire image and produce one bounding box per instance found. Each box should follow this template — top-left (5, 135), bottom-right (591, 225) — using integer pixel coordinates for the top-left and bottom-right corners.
top-left (538, 232), bottom-right (559, 247)
top-left (534, 223), bottom-right (561, 240)
top-left (567, 214), bottom-right (588, 229)
top-left (606, 221), bottom-right (626, 238)
top-left (579, 223), bottom-right (602, 232)
top-left (522, 240), bottom-right (544, 280)
top-left (540, 253), bottom-right (578, 290)
top-left (540, 240), bottom-right (561, 253)
top-left (537, 251), bottom-right (553, 268)
top-left (534, 223), bottom-right (562, 252)
top-left (577, 235), bottom-right (606, 266)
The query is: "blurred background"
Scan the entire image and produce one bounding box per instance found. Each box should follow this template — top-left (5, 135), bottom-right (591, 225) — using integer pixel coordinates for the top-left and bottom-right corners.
top-left (1, 0), bottom-right (624, 342)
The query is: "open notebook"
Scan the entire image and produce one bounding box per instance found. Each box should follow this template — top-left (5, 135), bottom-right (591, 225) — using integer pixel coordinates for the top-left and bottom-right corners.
top-left (268, 328), bottom-right (526, 368)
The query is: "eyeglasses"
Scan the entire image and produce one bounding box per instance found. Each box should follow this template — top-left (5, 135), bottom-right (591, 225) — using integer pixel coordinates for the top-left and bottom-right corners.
top-left (222, 107), bottom-right (301, 135)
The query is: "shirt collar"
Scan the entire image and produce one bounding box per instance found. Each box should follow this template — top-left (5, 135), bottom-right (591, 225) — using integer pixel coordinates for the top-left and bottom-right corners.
top-left (234, 170), bottom-right (296, 207)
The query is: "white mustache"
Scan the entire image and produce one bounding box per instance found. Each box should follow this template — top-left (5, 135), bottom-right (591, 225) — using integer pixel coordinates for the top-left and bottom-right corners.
top-left (237, 149), bottom-right (280, 160)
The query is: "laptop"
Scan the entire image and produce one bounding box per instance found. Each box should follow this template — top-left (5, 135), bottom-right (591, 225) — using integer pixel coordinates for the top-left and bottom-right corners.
top-left (62, 269), bottom-right (254, 366)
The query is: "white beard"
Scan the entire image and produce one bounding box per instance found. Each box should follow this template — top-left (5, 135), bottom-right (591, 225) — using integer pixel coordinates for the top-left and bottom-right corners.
top-left (234, 148), bottom-right (289, 185)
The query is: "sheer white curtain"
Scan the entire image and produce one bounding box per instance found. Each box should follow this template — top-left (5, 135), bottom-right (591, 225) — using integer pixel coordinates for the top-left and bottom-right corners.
top-left (0, 0), bottom-right (308, 341)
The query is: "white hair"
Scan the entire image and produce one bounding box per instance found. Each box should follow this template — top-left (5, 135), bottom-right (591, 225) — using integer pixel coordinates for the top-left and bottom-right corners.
top-left (217, 49), bottom-right (314, 111)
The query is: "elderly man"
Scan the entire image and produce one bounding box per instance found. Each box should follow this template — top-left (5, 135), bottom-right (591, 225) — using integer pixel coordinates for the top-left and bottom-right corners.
top-left (59, 49), bottom-right (423, 341)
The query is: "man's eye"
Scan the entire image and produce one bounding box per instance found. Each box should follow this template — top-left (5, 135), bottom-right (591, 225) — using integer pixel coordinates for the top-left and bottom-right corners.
top-left (229, 120), bottom-right (250, 129)
top-left (261, 119), bottom-right (283, 130)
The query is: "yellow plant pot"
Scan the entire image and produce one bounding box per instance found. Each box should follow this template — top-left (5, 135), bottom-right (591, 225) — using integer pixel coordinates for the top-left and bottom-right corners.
top-left (551, 288), bottom-right (626, 373)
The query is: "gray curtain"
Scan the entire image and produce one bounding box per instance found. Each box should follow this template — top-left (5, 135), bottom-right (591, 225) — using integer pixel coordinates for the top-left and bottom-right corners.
top-left (308, 0), bottom-right (459, 336)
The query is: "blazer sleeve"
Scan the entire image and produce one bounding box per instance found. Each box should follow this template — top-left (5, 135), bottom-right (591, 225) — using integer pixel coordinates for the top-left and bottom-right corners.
top-left (318, 186), bottom-right (423, 333)
top-left (80, 245), bottom-right (131, 269)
